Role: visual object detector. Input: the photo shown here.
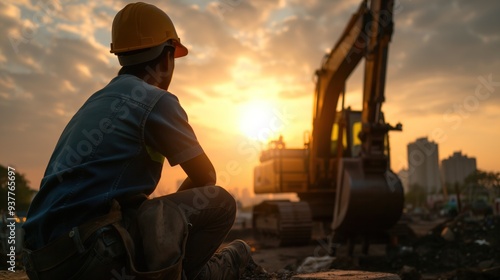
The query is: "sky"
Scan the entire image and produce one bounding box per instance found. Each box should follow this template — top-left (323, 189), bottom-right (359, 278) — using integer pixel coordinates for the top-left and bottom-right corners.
top-left (1, 0), bottom-right (499, 203)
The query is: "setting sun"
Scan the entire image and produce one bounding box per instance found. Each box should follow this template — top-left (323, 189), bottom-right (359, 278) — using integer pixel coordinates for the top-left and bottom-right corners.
top-left (239, 100), bottom-right (282, 142)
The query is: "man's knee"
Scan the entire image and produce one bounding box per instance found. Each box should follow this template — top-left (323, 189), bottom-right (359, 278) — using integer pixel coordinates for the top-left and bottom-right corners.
top-left (209, 186), bottom-right (236, 217)
top-left (217, 186), bottom-right (236, 226)
top-left (214, 186), bottom-right (236, 208)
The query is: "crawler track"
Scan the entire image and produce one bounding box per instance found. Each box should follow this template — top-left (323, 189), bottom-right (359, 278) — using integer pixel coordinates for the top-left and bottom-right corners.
top-left (253, 201), bottom-right (313, 247)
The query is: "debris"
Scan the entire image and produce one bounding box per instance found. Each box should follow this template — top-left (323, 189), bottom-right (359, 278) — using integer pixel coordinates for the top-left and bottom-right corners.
top-left (440, 227), bottom-right (454, 241)
top-left (474, 239), bottom-right (490, 246)
top-left (398, 246), bottom-right (413, 254)
top-left (297, 256), bottom-right (336, 274)
top-left (242, 258), bottom-right (269, 279)
top-left (398, 266), bottom-right (419, 280)
top-left (416, 213), bottom-right (499, 273)
top-left (326, 213), bottom-right (500, 279)
top-left (242, 258), bottom-right (297, 280)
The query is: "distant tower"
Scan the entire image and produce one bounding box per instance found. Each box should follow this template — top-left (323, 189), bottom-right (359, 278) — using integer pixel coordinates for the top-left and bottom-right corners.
top-left (407, 137), bottom-right (441, 194)
top-left (441, 151), bottom-right (477, 187)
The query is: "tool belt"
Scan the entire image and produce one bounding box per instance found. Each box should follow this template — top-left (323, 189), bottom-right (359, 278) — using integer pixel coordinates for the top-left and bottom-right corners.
top-left (23, 199), bottom-right (188, 280)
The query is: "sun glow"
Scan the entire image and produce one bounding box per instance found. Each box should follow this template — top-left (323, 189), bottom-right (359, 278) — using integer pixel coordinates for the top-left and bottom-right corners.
top-left (239, 101), bottom-right (282, 142)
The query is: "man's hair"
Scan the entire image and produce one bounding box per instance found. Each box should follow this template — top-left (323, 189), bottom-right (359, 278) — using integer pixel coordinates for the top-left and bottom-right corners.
top-left (117, 45), bottom-right (175, 77)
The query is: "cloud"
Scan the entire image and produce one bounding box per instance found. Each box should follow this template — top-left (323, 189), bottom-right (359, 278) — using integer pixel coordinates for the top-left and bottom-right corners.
top-left (386, 0), bottom-right (500, 120)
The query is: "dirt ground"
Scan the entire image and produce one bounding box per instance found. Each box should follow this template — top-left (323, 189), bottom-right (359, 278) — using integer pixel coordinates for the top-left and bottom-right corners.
top-left (233, 213), bottom-right (500, 280)
top-left (2, 213), bottom-right (499, 279)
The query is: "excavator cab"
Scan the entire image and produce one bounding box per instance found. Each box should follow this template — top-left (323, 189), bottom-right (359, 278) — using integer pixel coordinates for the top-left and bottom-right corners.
top-left (331, 110), bottom-right (391, 159)
top-left (330, 110), bottom-right (363, 158)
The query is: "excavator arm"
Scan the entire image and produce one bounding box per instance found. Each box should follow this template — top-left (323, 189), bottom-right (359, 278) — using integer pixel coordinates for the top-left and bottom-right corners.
top-left (362, 0), bottom-right (393, 126)
top-left (311, 0), bottom-right (401, 185)
top-left (360, 0), bottom-right (401, 159)
top-left (311, 1), bottom-right (368, 183)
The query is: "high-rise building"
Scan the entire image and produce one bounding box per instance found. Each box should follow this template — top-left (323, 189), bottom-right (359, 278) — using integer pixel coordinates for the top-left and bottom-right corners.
top-left (407, 137), bottom-right (441, 194)
top-left (441, 151), bottom-right (477, 187)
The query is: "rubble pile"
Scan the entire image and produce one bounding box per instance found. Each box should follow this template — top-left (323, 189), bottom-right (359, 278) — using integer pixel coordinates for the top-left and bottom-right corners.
top-left (409, 212), bottom-right (500, 275)
top-left (330, 212), bottom-right (500, 279)
top-left (242, 213), bottom-right (500, 279)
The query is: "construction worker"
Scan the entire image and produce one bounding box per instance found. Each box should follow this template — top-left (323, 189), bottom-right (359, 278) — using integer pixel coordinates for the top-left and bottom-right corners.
top-left (22, 2), bottom-right (252, 279)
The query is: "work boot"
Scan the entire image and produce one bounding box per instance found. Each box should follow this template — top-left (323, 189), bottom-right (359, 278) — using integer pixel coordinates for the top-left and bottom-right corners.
top-left (197, 239), bottom-right (252, 280)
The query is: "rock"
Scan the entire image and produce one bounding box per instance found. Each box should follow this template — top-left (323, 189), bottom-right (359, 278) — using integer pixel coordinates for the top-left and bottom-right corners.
top-left (440, 226), bottom-right (454, 241)
top-left (292, 270), bottom-right (400, 280)
top-left (478, 259), bottom-right (495, 269)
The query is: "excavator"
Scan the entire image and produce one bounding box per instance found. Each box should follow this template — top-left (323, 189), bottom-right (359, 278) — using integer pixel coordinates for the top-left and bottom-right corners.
top-left (253, 0), bottom-right (405, 253)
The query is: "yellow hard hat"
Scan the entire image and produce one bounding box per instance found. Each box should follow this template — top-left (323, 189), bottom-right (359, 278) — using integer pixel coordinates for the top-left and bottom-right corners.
top-left (110, 2), bottom-right (188, 66)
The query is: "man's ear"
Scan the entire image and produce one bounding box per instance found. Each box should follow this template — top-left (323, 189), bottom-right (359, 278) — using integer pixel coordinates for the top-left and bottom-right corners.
top-left (167, 50), bottom-right (175, 68)
top-left (158, 51), bottom-right (172, 72)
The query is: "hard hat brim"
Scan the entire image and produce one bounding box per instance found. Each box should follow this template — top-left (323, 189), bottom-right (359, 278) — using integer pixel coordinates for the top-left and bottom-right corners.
top-left (117, 40), bottom-right (189, 66)
top-left (174, 41), bottom-right (188, 58)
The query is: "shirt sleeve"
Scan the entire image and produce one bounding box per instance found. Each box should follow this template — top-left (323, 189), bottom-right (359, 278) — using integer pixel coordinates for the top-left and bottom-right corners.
top-left (144, 93), bottom-right (204, 166)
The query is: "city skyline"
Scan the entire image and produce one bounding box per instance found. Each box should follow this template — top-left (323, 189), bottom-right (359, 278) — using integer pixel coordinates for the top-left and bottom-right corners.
top-left (400, 136), bottom-right (482, 197)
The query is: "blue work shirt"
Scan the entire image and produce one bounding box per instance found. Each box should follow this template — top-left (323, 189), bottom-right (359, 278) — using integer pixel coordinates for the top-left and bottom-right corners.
top-left (23, 74), bottom-right (204, 249)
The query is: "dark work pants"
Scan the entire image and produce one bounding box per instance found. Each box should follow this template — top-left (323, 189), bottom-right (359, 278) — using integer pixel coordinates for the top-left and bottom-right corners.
top-left (159, 186), bottom-right (236, 280)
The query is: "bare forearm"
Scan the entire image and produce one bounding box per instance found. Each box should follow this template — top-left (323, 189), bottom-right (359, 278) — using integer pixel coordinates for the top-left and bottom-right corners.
top-left (177, 177), bottom-right (196, 192)
top-left (177, 173), bottom-right (216, 192)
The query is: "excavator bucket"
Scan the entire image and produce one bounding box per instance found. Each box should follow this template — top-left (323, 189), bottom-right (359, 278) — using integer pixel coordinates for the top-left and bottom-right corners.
top-left (332, 158), bottom-right (404, 234)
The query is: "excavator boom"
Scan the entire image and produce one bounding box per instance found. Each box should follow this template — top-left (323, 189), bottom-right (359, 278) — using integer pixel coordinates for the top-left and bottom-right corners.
top-left (311, 1), bottom-right (368, 176)
top-left (311, 0), bottom-right (400, 186)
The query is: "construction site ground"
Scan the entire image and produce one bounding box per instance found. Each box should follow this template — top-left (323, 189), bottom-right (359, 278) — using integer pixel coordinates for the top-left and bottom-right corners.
top-left (231, 212), bottom-right (500, 280)
top-left (2, 212), bottom-right (499, 280)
